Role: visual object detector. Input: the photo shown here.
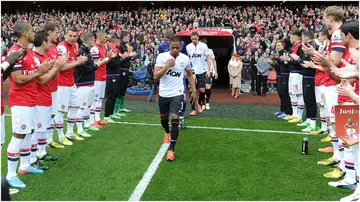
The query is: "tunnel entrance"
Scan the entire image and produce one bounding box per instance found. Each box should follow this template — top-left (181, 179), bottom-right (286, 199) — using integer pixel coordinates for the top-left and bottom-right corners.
top-left (176, 29), bottom-right (235, 87)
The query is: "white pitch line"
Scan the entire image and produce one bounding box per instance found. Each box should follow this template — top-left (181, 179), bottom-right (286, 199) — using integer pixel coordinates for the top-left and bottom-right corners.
top-left (128, 143), bottom-right (169, 201)
top-left (111, 121), bottom-right (308, 135)
top-left (4, 113), bottom-right (307, 201)
top-left (4, 113), bottom-right (308, 135)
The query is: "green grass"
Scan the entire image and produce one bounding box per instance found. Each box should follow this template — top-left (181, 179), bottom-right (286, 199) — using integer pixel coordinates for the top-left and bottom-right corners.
top-left (1, 100), bottom-right (354, 200)
top-left (2, 118), bottom-right (164, 201)
top-left (142, 127), bottom-right (350, 201)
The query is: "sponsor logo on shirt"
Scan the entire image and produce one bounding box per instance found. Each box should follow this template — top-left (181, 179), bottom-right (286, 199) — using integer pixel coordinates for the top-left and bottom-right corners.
top-left (333, 35), bottom-right (341, 41)
top-left (23, 69), bottom-right (37, 75)
top-left (57, 45), bottom-right (67, 55)
top-left (34, 57), bottom-right (41, 67)
top-left (166, 69), bottom-right (181, 77)
top-left (191, 53), bottom-right (202, 58)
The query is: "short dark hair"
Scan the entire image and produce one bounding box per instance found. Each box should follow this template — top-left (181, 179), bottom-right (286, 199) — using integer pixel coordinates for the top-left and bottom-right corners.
top-left (302, 30), bottom-right (315, 40)
top-left (283, 37), bottom-right (292, 49)
top-left (191, 32), bottom-right (199, 37)
top-left (165, 28), bottom-right (174, 40)
top-left (43, 21), bottom-right (58, 32)
top-left (320, 26), bottom-right (331, 40)
top-left (96, 30), bottom-right (106, 38)
top-left (109, 34), bottom-right (120, 43)
top-left (120, 31), bottom-right (128, 40)
top-left (290, 29), bottom-right (302, 38)
top-left (340, 20), bottom-right (359, 40)
top-left (13, 22), bottom-right (31, 38)
top-left (34, 31), bottom-right (49, 47)
top-left (82, 32), bottom-right (94, 44)
top-left (169, 36), bottom-right (181, 44)
top-left (275, 40), bottom-right (285, 47)
top-left (67, 26), bottom-right (78, 33)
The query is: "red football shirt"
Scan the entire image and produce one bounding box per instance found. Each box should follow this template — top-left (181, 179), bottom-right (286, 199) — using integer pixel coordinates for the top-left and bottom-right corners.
top-left (44, 44), bottom-right (59, 92)
top-left (91, 43), bottom-right (107, 81)
top-left (34, 52), bottom-right (52, 106)
top-left (315, 48), bottom-right (328, 87)
top-left (8, 44), bottom-right (37, 107)
top-left (57, 41), bottom-right (78, 86)
top-left (1, 57), bottom-right (5, 115)
top-left (338, 47), bottom-right (355, 104)
top-left (323, 29), bottom-right (346, 87)
top-left (1, 76), bottom-right (4, 115)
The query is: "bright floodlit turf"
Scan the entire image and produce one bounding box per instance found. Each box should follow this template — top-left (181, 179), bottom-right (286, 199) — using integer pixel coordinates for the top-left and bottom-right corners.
top-left (1, 100), bottom-right (352, 200)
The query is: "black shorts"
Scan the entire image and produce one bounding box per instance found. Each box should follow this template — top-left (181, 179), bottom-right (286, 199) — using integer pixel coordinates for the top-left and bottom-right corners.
top-left (206, 76), bottom-right (213, 85)
top-left (158, 94), bottom-right (184, 116)
top-left (196, 72), bottom-right (206, 88)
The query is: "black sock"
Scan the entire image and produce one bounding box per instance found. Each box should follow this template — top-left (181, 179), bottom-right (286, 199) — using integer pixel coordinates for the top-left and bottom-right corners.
top-left (169, 119), bottom-right (179, 151)
top-left (205, 89), bottom-right (211, 103)
top-left (198, 92), bottom-right (205, 105)
top-left (190, 99), bottom-right (196, 110)
top-left (160, 116), bottom-right (170, 133)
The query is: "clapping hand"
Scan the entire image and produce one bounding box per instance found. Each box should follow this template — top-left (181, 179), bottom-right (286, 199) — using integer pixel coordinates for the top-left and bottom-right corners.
top-left (7, 49), bottom-right (25, 66)
top-left (76, 55), bottom-right (88, 65)
top-left (55, 54), bottom-right (69, 67)
top-left (336, 80), bottom-right (355, 97)
top-left (311, 53), bottom-right (333, 68)
top-left (301, 61), bottom-right (315, 69)
top-left (302, 43), bottom-right (317, 57)
top-left (349, 48), bottom-right (359, 68)
top-left (332, 59), bottom-right (359, 79)
top-left (37, 58), bottom-right (52, 75)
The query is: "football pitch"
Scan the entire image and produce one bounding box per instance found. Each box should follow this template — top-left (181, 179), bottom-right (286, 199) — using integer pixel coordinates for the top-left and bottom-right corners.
top-left (1, 99), bottom-right (352, 201)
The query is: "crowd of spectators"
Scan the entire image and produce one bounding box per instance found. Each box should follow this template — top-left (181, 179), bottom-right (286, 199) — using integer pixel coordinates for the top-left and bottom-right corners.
top-left (1, 4), bottom-right (359, 73)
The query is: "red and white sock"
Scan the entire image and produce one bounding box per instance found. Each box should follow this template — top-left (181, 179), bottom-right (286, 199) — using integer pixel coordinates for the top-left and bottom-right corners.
top-left (38, 132), bottom-right (47, 158)
top-left (19, 134), bottom-right (32, 171)
top-left (30, 132), bottom-right (38, 164)
top-left (6, 136), bottom-right (23, 179)
top-left (66, 107), bottom-right (77, 136)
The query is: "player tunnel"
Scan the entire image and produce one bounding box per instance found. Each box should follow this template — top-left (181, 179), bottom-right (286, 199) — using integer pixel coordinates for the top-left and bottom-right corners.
top-left (176, 29), bottom-right (235, 87)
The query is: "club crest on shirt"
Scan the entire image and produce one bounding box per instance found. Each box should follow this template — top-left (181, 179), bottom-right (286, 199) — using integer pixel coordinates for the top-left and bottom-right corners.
top-left (95, 94), bottom-right (99, 97)
top-left (37, 123), bottom-right (42, 128)
top-left (180, 62), bottom-right (185, 68)
top-left (21, 124), bottom-right (26, 130)
top-left (61, 104), bottom-right (65, 109)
